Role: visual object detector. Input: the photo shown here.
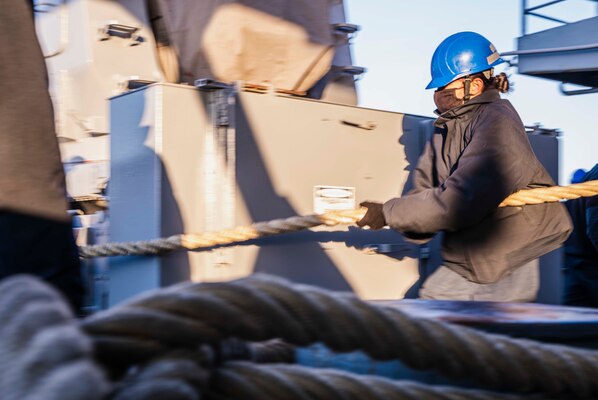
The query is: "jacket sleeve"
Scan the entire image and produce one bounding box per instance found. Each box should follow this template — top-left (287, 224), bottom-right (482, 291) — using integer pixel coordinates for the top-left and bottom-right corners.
top-left (400, 140), bottom-right (436, 243)
top-left (409, 140), bottom-right (436, 194)
top-left (383, 103), bottom-right (536, 234)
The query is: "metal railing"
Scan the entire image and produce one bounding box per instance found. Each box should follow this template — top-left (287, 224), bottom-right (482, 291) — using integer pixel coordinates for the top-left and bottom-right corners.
top-left (521, 0), bottom-right (598, 35)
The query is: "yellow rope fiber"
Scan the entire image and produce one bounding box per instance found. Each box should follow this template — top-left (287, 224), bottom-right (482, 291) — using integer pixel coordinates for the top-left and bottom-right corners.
top-left (79, 180), bottom-right (598, 257)
top-left (181, 180), bottom-right (598, 250)
top-left (181, 209), bottom-right (364, 250)
top-left (498, 179), bottom-right (598, 207)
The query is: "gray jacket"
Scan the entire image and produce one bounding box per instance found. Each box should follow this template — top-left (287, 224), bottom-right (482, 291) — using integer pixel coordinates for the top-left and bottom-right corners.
top-left (383, 89), bottom-right (572, 283)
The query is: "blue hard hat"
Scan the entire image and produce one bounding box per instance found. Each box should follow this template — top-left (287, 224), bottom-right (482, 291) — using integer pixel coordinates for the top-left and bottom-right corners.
top-left (426, 31), bottom-right (505, 90)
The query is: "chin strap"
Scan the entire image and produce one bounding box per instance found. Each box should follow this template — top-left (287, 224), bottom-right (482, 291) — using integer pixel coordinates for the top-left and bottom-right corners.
top-left (463, 76), bottom-right (472, 101)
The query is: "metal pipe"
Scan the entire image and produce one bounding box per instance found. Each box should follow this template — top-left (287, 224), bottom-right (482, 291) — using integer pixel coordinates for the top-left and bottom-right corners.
top-left (559, 83), bottom-right (598, 96)
top-left (522, 0), bottom-right (527, 36)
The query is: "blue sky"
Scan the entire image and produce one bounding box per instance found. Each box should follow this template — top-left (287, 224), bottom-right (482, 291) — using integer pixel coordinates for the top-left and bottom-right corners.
top-left (345, 0), bottom-right (597, 183)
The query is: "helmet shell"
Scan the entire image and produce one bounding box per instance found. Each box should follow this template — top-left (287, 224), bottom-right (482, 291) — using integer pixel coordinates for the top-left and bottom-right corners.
top-left (426, 31), bottom-right (505, 90)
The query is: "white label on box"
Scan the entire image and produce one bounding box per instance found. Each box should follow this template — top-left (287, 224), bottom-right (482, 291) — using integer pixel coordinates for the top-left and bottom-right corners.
top-left (313, 185), bottom-right (356, 214)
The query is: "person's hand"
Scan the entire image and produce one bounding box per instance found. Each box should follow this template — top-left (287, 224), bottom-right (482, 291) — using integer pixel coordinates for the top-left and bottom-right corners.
top-left (356, 201), bottom-right (386, 230)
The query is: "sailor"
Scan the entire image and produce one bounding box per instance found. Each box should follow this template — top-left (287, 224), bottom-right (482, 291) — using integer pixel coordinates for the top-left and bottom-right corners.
top-left (357, 31), bottom-right (572, 302)
top-left (562, 164), bottom-right (598, 307)
top-left (0, 0), bottom-right (83, 311)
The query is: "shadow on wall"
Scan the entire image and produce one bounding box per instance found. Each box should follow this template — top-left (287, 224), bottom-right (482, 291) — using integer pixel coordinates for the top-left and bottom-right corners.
top-left (159, 162), bottom-right (191, 286)
top-left (235, 99), bottom-right (353, 291)
top-left (108, 88), bottom-right (190, 294)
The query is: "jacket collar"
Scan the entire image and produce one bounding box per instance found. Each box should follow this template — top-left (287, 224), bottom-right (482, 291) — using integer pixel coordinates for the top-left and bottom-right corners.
top-left (434, 89), bottom-right (501, 123)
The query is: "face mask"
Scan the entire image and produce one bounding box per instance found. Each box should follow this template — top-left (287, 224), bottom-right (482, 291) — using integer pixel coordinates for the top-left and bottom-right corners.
top-left (433, 87), bottom-right (463, 114)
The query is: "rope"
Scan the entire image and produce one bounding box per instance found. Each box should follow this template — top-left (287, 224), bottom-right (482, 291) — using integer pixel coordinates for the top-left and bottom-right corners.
top-left (499, 180), bottom-right (598, 206)
top-left (81, 274), bottom-right (598, 398)
top-left (0, 276), bottom-right (109, 400)
top-left (80, 236), bottom-right (183, 258)
top-left (110, 355), bottom-right (208, 400)
top-left (79, 209), bottom-right (362, 258)
top-left (0, 274), bottom-right (593, 399)
top-left (79, 181), bottom-right (598, 259)
top-left (207, 362), bottom-right (544, 400)
top-left (105, 356), bottom-right (542, 399)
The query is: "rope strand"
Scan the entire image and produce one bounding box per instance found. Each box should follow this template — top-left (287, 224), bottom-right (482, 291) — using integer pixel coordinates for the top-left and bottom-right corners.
top-left (499, 180), bottom-right (598, 206)
top-left (79, 181), bottom-right (598, 259)
top-left (207, 362), bottom-right (546, 400)
top-left (0, 276), bottom-right (109, 400)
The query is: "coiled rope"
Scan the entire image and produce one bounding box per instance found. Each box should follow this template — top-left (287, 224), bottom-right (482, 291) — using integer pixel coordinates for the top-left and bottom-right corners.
top-left (114, 357), bottom-right (552, 400)
top-left (207, 362), bottom-right (542, 400)
top-left (2, 274), bottom-right (595, 399)
top-left (79, 180), bottom-right (598, 259)
top-left (0, 276), bottom-right (109, 400)
top-left (108, 355), bottom-right (544, 400)
top-left (81, 273), bottom-right (598, 398)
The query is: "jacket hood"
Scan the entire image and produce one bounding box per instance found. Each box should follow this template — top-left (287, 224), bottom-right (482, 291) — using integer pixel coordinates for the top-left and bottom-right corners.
top-left (434, 89), bottom-right (501, 122)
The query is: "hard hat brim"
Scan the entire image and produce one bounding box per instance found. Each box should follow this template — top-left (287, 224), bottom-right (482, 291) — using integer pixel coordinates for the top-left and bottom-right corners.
top-left (425, 57), bottom-right (505, 90)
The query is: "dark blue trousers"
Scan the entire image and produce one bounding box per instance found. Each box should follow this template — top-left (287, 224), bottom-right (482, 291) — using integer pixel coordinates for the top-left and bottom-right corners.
top-left (563, 266), bottom-right (598, 308)
top-left (0, 212), bottom-right (84, 312)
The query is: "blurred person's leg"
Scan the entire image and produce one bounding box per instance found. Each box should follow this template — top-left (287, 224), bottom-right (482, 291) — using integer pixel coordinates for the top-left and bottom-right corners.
top-left (563, 268), bottom-right (589, 306)
top-left (0, 0), bottom-right (83, 311)
top-left (0, 212), bottom-right (84, 311)
top-left (563, 267), bottom-right (598, 308)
